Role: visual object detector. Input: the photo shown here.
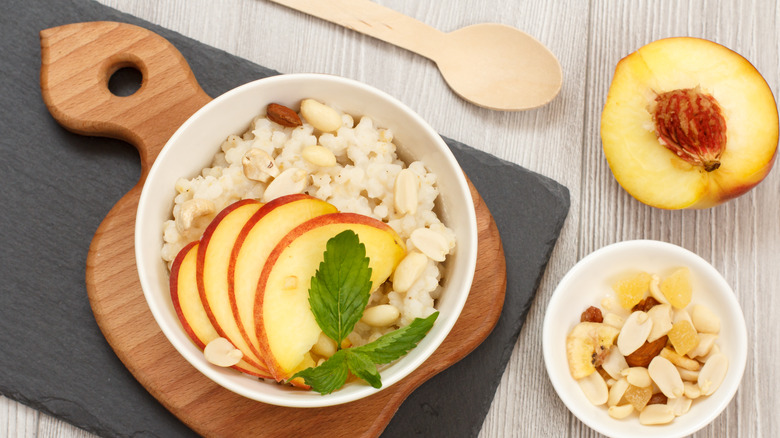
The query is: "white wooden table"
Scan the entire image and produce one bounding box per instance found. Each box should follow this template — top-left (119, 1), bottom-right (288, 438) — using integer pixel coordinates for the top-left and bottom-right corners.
top-left (3, 1), bottom-right (778, 436)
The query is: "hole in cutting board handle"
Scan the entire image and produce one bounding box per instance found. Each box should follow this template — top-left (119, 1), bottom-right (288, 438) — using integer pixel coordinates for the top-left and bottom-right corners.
top-left (108, 66), bottom-right (143, 97)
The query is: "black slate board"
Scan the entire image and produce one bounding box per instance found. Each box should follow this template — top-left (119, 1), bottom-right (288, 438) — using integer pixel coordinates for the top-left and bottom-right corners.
top-left (0, 0), bottom-right (570, 436)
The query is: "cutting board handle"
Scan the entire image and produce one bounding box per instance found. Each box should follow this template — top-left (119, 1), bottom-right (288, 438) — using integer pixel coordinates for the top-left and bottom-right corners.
top-left (40, 21), bottom-right (211, 179)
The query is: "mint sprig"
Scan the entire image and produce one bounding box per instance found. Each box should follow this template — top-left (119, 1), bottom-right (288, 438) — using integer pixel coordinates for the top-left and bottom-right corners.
top-left (293, 312), bottom-right (439, 394)
top-left (307, 230), bottom-right (373, 347)
top-left (294, 230), bottom-right (439, 394)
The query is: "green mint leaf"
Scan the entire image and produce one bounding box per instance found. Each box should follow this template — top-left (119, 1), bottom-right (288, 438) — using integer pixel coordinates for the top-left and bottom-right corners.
top-left (291, 350), bottom-right (349, 394)
top-left (346, 350), bottom-right (382, 389)
top-left (352, 312), bottom-right (439, 364)
top-left (308, 230), bottom-right (373, 346)
top-left (293, 312), bottom-right (439, 394)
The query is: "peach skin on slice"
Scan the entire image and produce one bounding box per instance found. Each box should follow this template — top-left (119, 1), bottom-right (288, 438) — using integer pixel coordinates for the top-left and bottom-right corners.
top-left (170, 241), bottom-right (272, 378)
top-left (255, 212), bottom-right (406, 382)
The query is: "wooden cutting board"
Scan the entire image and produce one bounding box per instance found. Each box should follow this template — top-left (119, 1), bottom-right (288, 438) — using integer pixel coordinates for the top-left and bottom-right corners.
top-left (40, 21), bottom-right (506, 437)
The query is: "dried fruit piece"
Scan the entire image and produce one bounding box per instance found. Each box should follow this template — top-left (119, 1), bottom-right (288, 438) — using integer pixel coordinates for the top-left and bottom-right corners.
top-left (614, 272), bottom-right (652, 309)
top-left (632, 296), bottom-right (660, 312)
top-left (566, 322), bottom-right (621, 379)
top-left (581, 306), bottom-right (604, 323)
top-left (625, 335), bottom-right (668, 368)
top-left (266, 103), bottom-right (302, 127)
top-left (617, 311), bottom-right (653, 356)
top-left (668, 320), bottom-right (700, 356)
top-left (624, 384), bottom-right (653, 411)
top-left (660, 267), bottom-right (692, 309)
top-left (647, 392), bottom-right (668, 405)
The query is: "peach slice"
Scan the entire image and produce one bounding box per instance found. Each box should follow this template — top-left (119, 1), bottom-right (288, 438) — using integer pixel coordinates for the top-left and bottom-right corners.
top-left (195, 199), bottom-right (272, 374)
top-left (229, 194), bottom-right (338, 367)
top-left (169, 241), bottom-right (272, 378)
top-left (601, 37), bottom-right (778, 209)
top-left (255, 213), bottom-right (406, 382)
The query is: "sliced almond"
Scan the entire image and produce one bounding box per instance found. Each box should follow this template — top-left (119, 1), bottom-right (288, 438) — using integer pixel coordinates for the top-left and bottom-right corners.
top-left (410, 228), bottom-right (450, 262)
top-left (698, 353), bottom-right (728, 396)
top-left (393, 168), bottom-right (419, 215)
top-left (261, 168), bottom-right (308, 202)
top-left (660, 347), bottom-right (701, 371)
top-left (639, 404), bottom-right (675, 425)
top-left (676, 366), bottom-right (700, 382)
top-left (648, 356), bottom-right (684, 399)
top-left (683, 381), bottom-right (701, 399)
top-left (646, 304), bottom-right (673, 342)
top-left (602, 347), bottom-right (629, 380)
top-left (204, 337), bottom-right (243, 367)
top-left (577, 370), bottom-right (609, 406)
top-left (617, 311), bottom-right (653, 356)
top-left (649, 274), bottom-right (670, 305)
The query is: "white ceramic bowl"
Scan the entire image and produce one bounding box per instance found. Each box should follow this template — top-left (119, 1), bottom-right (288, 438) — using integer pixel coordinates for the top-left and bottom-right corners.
top-left (543, 240), bottom-right (747, 438)
top-left (135, 74), bottom-right (478, 407)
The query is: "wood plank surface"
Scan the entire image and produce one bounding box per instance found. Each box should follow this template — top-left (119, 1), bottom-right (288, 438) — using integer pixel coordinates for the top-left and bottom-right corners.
top-left (4, 0), bottom-right (778, 437)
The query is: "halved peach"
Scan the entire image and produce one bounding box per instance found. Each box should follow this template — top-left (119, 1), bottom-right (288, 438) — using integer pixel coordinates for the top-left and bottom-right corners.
top-left (169, 241), bottom-right (272, 378)
top-left (255, 213), bottom-right (406, 382)
top-left (601, 37), bottom-right (778, 209)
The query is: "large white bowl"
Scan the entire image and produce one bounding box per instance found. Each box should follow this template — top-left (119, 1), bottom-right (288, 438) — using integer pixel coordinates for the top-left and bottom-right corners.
top-left (543, 240), bottom-right (747, 438)
top-left (135, 74), bottom-right (478, 407)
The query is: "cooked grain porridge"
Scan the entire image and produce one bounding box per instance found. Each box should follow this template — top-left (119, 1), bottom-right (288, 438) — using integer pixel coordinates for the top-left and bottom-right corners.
top-left (162, 99), bottom-right (456, 348)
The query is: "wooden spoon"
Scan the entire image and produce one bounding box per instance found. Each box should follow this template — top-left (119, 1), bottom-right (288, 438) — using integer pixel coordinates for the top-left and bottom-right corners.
top-left (269, 0), bottom-right (562, 111)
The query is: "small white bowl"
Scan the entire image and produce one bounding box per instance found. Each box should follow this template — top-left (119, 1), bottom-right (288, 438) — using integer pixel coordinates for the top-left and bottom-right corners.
top-left (543, 240), bottom-right (747, 438)
top-left (135, 74), bottom-right (478, 407)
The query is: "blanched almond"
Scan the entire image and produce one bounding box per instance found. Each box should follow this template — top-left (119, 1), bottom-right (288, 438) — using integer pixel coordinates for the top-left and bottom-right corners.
top-left (578, 370), bottom-right (609, 406)
top-left (621, 367), bottom-right (652, 388)
top-left (698, 353), bottom-right (728, 396)
top-left (204, 337), bottom-right (243, 367)
top-left (608, 404), bottom-right (634, 419)
top-left (676, 366), bottom-right (700, 382)
top-left (649, 274), bottom-right (670, 305)
top-left (691, 304), bottom-right (721, 334)
top-left (361, 304), bottom-right (401, 327)
top-left (683, 381), bottom-right (701, 399)
top-left (300, 99), bottom-right (342, 132)
top-left (667, 395), bottom-right (692, 416)
top-left (648, 356), bottom-right (684, 399)
top-left (603, 312), bottom-right (625, 329)
top-left (311, 332), bottom-right (337, 358)
top-left (617, 311), bottom-right (653, 356)
top-left (392, 251), bottom-right (428, 293)
top-left (410, 228), bottom-right (450, 262)
top-left (686, 333), bottom-right (717, 359)
top-left (639, 404), bottom-right (675, 425)
top-left (608, 377), bottom-right (629, 407)
top-left (646, 304), bottom-right (673, 342)
top-left (302, 145), bottom-right (337, 167)
top-left (393, 168), bottom-right (419, 215)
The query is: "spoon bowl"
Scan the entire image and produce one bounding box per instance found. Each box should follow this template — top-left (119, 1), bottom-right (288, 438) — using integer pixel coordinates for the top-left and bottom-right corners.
top-left (270, 0), bottom-right (562, 111)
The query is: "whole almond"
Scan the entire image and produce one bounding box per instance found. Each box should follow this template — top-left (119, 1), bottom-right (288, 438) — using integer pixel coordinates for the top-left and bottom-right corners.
top-left (625, 335), bottom-right (668, 367)
top-left (266, 103), bottom-right (302, 127)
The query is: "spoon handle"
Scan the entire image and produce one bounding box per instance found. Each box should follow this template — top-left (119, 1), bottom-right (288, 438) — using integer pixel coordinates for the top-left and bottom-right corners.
top-left (269, 0), bottom-right (444, 60)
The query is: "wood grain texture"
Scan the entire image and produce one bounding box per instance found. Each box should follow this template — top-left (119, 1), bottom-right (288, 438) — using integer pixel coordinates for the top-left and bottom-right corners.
top-left (7, 0), bottom-right (779, 437)
top-left (35, 20), bottom-right (506, 438)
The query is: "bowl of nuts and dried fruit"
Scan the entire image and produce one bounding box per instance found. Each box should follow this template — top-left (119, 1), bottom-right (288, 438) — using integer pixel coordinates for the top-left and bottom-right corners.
top-left (542, 240), bottom-right (747, 437)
